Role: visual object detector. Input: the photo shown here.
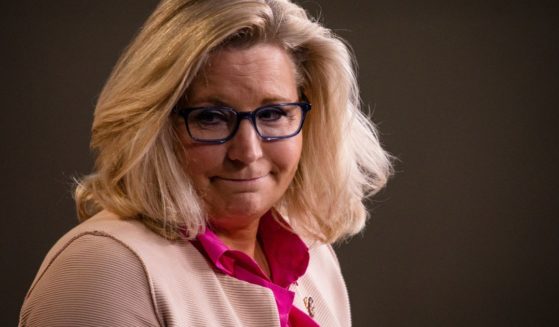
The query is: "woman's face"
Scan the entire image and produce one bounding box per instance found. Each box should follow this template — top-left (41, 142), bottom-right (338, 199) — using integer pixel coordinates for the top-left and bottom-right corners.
top-left (176, 43), bottom-right (302, 231)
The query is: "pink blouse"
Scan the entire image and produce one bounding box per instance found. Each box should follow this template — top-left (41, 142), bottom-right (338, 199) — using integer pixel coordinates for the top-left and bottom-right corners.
top-left (192, 211), bottom-right (319, 327)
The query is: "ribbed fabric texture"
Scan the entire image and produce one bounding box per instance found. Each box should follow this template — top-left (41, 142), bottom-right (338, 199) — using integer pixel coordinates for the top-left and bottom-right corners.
top-left (19, 211), bottom-right (351, 327)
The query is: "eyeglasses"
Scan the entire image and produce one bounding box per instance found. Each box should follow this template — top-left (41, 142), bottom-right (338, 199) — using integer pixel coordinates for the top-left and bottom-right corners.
top-left (174, 102), bottom-right (311, 144)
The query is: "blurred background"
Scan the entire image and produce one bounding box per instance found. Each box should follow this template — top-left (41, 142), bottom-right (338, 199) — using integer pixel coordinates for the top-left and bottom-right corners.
top-left (1, 0), bottom-right (558, 326)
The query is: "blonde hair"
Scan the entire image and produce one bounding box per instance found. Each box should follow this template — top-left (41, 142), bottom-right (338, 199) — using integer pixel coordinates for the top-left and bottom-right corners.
top-left (75, 0), bottom-right (393, 243)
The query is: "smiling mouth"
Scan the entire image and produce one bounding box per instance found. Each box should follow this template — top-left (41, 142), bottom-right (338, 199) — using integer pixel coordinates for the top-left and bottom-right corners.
top-left (214, 174), bottom-right (268, 182)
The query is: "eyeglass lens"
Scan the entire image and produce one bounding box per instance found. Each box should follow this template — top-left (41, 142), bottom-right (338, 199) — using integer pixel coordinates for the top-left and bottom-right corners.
top-left (186, 104), bottom-right (305, 141)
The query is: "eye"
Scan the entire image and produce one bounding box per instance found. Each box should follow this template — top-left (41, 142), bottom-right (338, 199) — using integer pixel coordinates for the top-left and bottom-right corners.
top-left (190, 108), bottom-right (231, 126)
top-left (256, 107), bottom-right (287, 121)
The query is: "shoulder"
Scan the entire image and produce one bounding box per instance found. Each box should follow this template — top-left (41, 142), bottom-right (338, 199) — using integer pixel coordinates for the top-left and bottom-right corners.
top-left (33, 211), bottom-right (204, 278)
top-left (309, 242), bottom-right (344, 275)
top-left (20, 211), bottom-right (203, 326)
top-left (20, 221), bottom-right (163, 326)
top-left (296, 242), bottom-right (352, 327)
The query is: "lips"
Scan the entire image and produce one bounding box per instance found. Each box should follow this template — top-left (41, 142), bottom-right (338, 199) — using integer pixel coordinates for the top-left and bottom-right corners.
top-left (216, 174), bottom-right (268, 182)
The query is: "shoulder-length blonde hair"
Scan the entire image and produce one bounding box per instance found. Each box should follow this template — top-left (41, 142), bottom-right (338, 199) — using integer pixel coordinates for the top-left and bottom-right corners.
top-left (76, 0), bottom-right (393, 243)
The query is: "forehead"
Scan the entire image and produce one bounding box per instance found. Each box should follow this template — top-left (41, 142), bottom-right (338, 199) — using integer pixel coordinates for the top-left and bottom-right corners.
top-left (187, 43), bottom-right (298, 105)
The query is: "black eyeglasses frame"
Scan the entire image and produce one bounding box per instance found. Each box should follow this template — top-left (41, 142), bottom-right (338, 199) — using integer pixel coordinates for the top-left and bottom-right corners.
top-left (173, 102), bottom-right (312, 144)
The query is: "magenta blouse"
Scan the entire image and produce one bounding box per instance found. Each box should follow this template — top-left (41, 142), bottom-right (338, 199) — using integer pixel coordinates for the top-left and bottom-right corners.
top-left (192, 211), bottom-right (320, 327)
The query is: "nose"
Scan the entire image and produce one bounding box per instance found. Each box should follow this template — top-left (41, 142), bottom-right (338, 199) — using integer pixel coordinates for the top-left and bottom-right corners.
top-left (226, 119), bottom-right (263, 164)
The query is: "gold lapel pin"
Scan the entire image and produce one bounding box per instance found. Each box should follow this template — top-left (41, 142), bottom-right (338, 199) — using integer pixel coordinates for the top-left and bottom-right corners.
top-left (303, 296), bottom-right (315, 318)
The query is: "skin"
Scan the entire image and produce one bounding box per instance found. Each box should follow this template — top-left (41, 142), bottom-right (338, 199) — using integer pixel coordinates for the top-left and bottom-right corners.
top-left (176, 43), bottom-right (302, 270)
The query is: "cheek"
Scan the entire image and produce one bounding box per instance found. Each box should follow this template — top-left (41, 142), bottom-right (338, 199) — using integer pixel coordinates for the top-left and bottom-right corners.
top-left (177, 142), bottom-right (222, 190)
top-left (182, 146), bottom-right (223, 178)
top-left (175, 120), bottom-right (222, 178)
top-left (270, 136), bottom-right (303, 177)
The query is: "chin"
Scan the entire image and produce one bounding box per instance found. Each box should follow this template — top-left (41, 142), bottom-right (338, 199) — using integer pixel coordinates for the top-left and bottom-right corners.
top-left (209, 195), bottom-right (268, 220)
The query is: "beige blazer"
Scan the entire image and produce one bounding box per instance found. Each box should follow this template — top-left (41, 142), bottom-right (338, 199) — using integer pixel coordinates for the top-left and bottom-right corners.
top-left (19, 211), bottom-right (351, 326)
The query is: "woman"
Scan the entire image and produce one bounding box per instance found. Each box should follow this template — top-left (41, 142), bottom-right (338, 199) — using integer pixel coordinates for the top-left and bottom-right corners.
top-left (20, 0), bottom-right (392, 326)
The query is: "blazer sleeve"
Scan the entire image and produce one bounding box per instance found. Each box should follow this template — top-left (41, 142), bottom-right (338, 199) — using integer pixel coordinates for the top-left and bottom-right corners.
top-left (19, 233), bottom-right (161, 327)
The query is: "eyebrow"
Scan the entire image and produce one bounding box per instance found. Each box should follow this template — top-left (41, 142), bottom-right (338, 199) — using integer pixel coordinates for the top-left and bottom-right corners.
top-left (187, 96), bottom-right (228, 107)
top-left (187, 95), bottom-right (296, 108)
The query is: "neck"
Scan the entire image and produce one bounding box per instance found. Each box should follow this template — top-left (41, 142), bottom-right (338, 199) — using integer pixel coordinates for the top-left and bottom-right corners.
top-left (214, 225), bottom-right (259, 257)
top-left (212, 217), bottom-right (271, 277)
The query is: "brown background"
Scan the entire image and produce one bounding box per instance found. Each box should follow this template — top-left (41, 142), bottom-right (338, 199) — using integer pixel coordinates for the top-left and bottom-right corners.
top-left (1, 1), bottom-right (558, 326)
